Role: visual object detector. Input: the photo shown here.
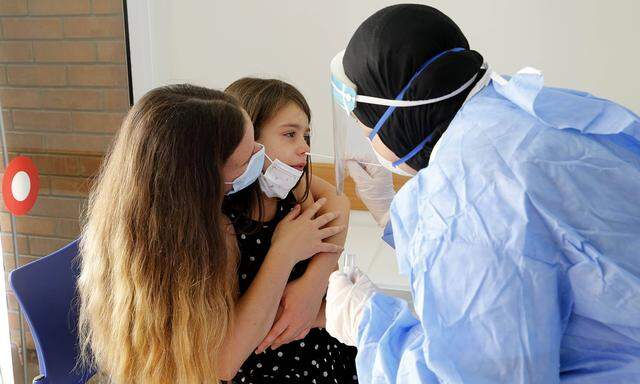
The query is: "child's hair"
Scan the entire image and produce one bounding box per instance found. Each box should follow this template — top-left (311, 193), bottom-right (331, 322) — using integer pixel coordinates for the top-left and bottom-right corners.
top-left (224, 78), bottom-right (312, 223)
top-left (78, 84), bottom-right (244, 383)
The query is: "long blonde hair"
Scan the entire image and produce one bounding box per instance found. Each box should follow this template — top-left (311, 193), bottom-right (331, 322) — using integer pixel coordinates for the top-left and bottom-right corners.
top-left (78, 84), bottom-right (244, 383)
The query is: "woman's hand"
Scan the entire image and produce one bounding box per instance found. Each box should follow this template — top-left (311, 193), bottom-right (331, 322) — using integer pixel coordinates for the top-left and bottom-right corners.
top-left (254, 276), bottom-right (324, 353)
top-left (270, 197), bottom-right (345, 264)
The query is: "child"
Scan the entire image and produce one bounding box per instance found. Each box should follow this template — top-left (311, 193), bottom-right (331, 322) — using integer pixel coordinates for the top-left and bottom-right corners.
top-left (224, 78), bottom-right (358, 383)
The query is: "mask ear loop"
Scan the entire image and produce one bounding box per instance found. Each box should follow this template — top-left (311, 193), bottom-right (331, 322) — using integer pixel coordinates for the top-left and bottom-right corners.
top-left (367, 47), bottom-right (467, 142)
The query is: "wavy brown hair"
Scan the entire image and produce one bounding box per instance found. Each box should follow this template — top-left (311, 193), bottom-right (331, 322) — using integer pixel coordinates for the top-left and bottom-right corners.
top-left (78, 84), bottom-right (245, 383)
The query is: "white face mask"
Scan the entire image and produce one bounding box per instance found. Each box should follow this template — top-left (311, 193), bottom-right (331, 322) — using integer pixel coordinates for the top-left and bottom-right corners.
top-left (258, 153), bottom-right (304, 199)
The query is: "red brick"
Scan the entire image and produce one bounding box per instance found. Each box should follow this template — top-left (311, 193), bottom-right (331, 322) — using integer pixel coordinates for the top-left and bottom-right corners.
top-left (1, 233), bottom-right (29, 255)
top-left (96, 41), bottom-right (124, 63)
top-left (0, 42), bottom-right (33, 62)
top-left (28, 154), bottom-right (102, 177)
top-left (2, 110), bottom-right (13, 131)
top-left (27, 236), bottom-right (71, 256)
top-left (56, 218), bottom-right (79, 238)
top-left (68, 64), bottom-right (127, 87)
top-left (0, 0), bottom-right (27, 15)
top-left (63, 16), bottom-right (123, 38)
top-left (27, 196), bottom-right (80, 218)
top-left (14, 216), bottom-right (57, 236)
top-left (92, 0), bottom-right (122, 14)
top-left (38, 174), bottom-right (51, 195)
top-left (12, 110), bottom-right (71, 132)
top-left (27, 0), bottom-right (90, 15)
top-left (5, 132), bottom-right (46, 152)
top-left (71, 111), bottom-right (123, 133)
top-left (0, 212), bottom-right (11, 232)
top-left (77, 155), bottom-right (102, 176)
top-left (0, 88), bottom-right (42, 108)
top-left (7, 65), bottom-right (66, 86)
top-left (6, 292), bottom-right (19, 311)
top-left (46, 133), bottom-right (113, 155)
top-left (41, 89), bottom-right (102, 110)
top-left (50, 176), bottom-right (89, 196)
top-left (103, 88), bottom-right (129, 111)
top-left (2, 18), bottom-right (63, 39)
top-left (33, 41), bottom-right (95, 63)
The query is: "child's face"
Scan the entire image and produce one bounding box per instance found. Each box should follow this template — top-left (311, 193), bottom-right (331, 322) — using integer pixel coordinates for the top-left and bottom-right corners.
top-left (257, 102), bottom-right (311, 172)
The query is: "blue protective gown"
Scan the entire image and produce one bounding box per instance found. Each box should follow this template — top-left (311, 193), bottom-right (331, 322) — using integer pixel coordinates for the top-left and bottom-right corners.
top-left (356, 70), bottom-right (640, 383)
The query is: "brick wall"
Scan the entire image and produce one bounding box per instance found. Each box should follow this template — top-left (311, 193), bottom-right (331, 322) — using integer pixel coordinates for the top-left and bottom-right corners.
top-left (0, 0), bottom-right (129, 379)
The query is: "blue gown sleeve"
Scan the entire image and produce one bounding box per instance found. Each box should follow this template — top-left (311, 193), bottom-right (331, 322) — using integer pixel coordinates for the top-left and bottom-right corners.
top-left (354, 173), bottom-right (568, 383)
top-left (355, 240), bottom-right (566, 383)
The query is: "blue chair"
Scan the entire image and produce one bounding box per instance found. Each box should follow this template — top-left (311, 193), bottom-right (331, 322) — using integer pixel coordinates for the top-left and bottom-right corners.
top-left (9, 240), bottom-right (94, 384)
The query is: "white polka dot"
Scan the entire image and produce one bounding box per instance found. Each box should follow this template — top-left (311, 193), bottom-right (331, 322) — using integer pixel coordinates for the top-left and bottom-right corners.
top-left (11, 172), bottom-right (30, 202)
top-left (241, 378), bottom-right (245, 382)
top-left (333, 344), bottom-right (337, 349)
top-left (303, 371), bottom-right (308, 376)
top-left (324, 358), bottom-right (327, 362)
top-left (294, 356), bottom-right (300, 361)
top-left (323, 371), bottom-right (328, 377)
top-left (312, 379), bottom-right (316, 384)
top-left (335, 379), bottom-right (338, 383)
top-left (331, 364), bottom-right (334, 370)
top-left (249, 256), bottom-right (255, 262)
top-left (277, 351), bottom-right (283, 357)
top-left (311, 360), bottom-right (317, 366)
top-left (241, 274), bottom-right (247, 279)
top-left (285, 375), bottom-right (290, 378)
top-left (238, 369), bottom-right (242, 373)
top-left (256, 239), bottom-right (261, 245)
top-left (300, 342), bottom-right (305, 347)
top-left (240, 233), bottom-right (246, 239)
top-left (353, 375), bottom-right (358, 380)
top-left (314, 344), bottom-right (318, 350)
top-left (272, 366), bottom-right (278, 371)
top-left (327, 345), bottom-right (330, 350)
top-left (256, 363), bottom-right (262, 368)
top-left (280, 206), bottom-right (284, 211)
top-left (296, 374), bottom-right (300, 378)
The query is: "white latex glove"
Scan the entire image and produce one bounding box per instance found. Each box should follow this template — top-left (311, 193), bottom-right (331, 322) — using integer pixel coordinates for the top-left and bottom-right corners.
top-left (346, 158), bottom-right (395, 227)
top-left (325, 267), bottom-right (377, 346)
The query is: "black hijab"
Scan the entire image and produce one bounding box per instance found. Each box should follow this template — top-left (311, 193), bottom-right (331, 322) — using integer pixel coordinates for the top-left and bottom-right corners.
top-left (343, 4), bottom-right (485, 170)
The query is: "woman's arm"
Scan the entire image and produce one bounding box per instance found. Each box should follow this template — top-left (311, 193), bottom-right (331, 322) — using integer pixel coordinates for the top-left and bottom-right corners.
top-left (216, 217), bottom-right (295, 380)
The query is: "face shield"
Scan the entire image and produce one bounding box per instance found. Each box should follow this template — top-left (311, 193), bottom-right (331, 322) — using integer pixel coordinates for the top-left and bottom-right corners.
top-left (330, 48), bottom-right (484, 193)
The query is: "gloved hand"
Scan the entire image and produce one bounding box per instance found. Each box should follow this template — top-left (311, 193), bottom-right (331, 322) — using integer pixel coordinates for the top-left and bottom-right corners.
top-left (325, 267), bottom-right (377, 346)
top-left (346, 158), bottom-right (395, 227)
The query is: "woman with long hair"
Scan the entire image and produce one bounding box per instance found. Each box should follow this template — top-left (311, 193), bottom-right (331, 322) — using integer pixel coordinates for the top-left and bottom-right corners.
top-left (78, 84), bottom-right (343, 383)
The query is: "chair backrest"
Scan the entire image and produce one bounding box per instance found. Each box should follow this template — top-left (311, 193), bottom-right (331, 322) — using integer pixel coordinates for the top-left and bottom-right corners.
top-left (9, 240), bottom-right (94, 384)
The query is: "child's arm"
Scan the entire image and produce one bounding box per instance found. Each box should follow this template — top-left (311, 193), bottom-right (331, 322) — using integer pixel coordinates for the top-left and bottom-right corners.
top-left (255, 175), bottom-right (350, 352)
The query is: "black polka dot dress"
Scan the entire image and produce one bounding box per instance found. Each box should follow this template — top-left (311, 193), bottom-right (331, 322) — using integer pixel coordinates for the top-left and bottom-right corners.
top-left (224, 193), bottom-right (358, 384)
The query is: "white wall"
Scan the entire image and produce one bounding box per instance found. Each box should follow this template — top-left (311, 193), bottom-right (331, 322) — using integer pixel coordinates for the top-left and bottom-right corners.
top-left (128, 0), bottom-right (640, 160)
top-left (127, 0), bottom-right (640, 291)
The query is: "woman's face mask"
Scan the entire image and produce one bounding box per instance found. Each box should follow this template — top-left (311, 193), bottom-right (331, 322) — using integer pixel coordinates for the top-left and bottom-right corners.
top-left (224, 143), bottom-right (265, 195)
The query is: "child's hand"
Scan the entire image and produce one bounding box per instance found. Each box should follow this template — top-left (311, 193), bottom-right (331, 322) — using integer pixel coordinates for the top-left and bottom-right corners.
top-left (255, 276), bottom-right (325, 353)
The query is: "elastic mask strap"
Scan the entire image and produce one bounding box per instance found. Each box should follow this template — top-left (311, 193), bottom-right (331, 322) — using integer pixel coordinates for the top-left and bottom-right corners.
top-left (369, 47), bottom-right (465, 141)
top-left (391, 131), bottom-right (435, 167)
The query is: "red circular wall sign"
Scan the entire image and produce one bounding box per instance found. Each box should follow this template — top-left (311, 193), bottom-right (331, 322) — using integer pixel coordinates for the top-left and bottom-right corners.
top-left (2, 156), bottom-right (40, 216)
